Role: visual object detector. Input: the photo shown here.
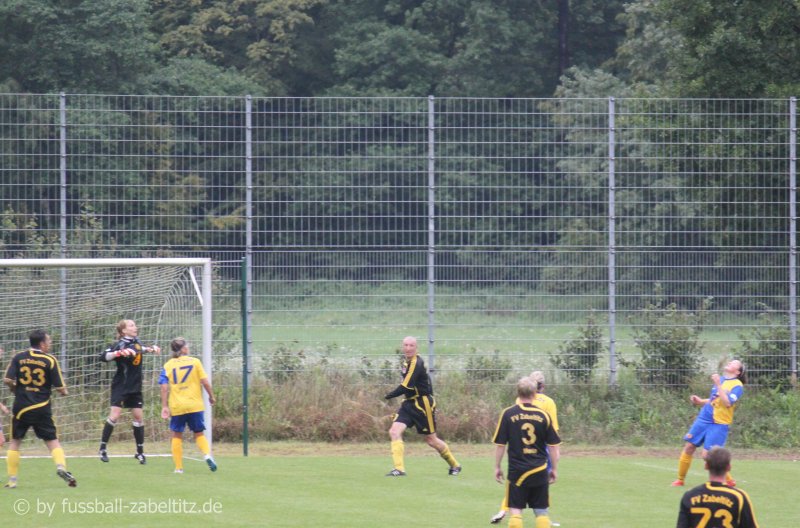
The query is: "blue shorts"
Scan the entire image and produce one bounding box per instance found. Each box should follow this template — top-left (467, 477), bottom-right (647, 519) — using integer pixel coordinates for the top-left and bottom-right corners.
top-left (169, 411), bottom-right (205, 433)
top-left (683, 419), bottom-right (729, 450)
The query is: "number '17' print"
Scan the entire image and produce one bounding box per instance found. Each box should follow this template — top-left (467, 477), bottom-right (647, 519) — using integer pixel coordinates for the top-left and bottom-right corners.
top-left (171, 365), bottom-right (193, 384)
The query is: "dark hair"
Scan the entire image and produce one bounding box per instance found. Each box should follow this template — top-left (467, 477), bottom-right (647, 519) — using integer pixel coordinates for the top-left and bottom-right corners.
top-left (705, 446), bottom-right (732, 477)
top-left (29, 329), bottom-right (49, 347)
top-left (170, 337), bottom-right (187, 358)
top-left (735, 359), bottom-right (747, 384)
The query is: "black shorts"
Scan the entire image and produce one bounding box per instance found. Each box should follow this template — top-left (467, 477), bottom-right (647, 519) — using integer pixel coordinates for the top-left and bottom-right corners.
top-left (508, 466), bottom-right (550, 510)
top-left (393, 395), bottom-right (437, 435)
top-left (110, 390), bottom-right (143, 409)
top-left (11, 406), bottom-right (58, 442)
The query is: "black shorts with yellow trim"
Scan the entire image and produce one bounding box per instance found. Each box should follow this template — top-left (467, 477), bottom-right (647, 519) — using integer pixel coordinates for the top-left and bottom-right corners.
top-left (11, 405), bottom-right (58, 441)
top-left (393, 395), bottom-right (437, 435)
top-left (507, 464), bottom-right (550, 510)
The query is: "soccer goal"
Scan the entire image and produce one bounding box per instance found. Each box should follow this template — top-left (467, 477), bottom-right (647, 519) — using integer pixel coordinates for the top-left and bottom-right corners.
top-left (0, 258), bottom-right (213, 454)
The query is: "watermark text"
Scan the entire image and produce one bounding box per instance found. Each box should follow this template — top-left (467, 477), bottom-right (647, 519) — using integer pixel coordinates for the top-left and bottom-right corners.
top-left (12, 497), bottom-right (223, 517)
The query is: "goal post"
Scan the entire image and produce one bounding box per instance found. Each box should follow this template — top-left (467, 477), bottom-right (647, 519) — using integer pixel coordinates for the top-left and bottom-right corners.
top-left (0, 258), bottom-right (214, 453)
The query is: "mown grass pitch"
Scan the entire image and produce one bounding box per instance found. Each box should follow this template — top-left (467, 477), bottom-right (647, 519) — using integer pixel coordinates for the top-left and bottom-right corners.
top-left (1, 443), bottom-right (795, 527)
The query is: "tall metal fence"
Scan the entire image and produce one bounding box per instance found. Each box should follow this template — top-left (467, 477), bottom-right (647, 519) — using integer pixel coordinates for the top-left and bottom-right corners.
top-left (1, 94), bottom-right (797, 388)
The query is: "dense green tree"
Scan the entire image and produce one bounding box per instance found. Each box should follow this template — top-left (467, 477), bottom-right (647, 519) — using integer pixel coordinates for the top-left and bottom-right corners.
top-left (604, 0), bottom-right (800, 97)
top-left (657, 0), bottom-right (800, 97)
top-left (151, 0), bottom-right (329, 95)
top-left (324, 0), bottom-right (625, 97)
top-left (0, 0), bottom-right (158, 93)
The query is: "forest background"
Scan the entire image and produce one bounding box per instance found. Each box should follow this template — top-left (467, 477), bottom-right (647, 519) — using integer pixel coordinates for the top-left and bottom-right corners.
top-left (2, 0), bottom-right (799, 99)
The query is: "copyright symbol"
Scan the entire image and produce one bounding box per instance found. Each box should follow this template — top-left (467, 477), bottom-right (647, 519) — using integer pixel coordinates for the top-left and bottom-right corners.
top-left (13, 498), bottom-right (30, 515)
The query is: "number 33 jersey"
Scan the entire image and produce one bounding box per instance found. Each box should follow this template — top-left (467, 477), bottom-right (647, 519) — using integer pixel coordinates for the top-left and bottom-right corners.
top-left (4, 348), bottom-right (65, 413)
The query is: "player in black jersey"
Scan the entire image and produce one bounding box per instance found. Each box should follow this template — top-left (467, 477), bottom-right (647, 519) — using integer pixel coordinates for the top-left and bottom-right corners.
top-left (384, 336), bottom-right (461, 476)
top-left (0, 347), bottom-right (9, 450)
top-left (492, 377), bottom-right (561, 528)
top-left (677, 447), bottom-right (760, 528)
top-left (98, 319), bottom-right (160, 464)
top-left (3, 330), bottom-right (76, 488)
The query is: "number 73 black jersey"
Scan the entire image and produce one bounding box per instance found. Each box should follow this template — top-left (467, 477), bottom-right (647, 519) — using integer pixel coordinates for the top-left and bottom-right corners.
top-left (677, 482), bottom-right (759, 528)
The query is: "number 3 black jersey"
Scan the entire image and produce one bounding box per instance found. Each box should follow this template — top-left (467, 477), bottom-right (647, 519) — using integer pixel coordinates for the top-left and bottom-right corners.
top-left (4, 348), bottom-right (66, 413)
top-left (492, 403), bottom-right (561, 483)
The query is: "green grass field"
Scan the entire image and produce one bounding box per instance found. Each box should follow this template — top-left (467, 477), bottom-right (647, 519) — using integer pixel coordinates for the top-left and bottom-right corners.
top-left (2, 443), bottom-right (795, 527)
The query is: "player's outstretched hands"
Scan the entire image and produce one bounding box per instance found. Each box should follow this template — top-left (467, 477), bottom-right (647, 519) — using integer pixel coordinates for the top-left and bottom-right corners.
top-left (148, 345), bottom-right (161, 354)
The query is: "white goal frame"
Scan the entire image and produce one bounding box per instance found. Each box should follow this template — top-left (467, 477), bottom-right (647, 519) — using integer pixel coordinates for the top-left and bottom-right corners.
top-left (0, 258), bottom-right (214, 446)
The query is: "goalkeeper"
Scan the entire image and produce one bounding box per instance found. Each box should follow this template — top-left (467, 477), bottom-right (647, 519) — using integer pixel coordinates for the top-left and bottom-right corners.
top-left (98, 319), bottom-right (160, 464)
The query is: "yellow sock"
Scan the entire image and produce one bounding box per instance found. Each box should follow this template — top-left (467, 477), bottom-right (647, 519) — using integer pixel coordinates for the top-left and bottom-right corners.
top-left (390, 440), bottom-right (405, 472)
top-left (171, 438), bottom-right (184, 471)
top-left (6, 450), bottom-right (20, 478)
top-left (509, 513), bottom-right (524, 528)
top-left (535, 514), bottom-right (552, 528)
top-left (195, 435), bottom-right (210, 456)
top-left (51, 447), bottom-right (66, 468)
top-left (677, 452), bottom-right (693, 481)
top-left (439, 443), bottom-right (459, 468)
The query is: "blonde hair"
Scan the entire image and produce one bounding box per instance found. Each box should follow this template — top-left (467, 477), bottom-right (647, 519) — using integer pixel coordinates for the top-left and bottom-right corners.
top-left (516, 377), bottom-right (538, 399)
top-left (529, 370), bottom-right (545, 390)
top-left (115, 319), bottom-right (134, 339)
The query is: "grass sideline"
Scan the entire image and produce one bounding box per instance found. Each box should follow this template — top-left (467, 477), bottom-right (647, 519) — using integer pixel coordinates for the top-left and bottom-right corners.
top-left (1, 442), bottom-right (795, 527)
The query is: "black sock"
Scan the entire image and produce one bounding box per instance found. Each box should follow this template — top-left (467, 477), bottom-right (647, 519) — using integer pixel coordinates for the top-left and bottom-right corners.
top-left (133, 424), bottom-right (145, 454)
top-left (100, 421), bottom-right (115, 449)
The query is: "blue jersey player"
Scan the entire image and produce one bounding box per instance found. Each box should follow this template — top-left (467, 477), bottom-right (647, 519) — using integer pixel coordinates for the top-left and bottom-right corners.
top-left (672, 359), bottom-right (745, 487)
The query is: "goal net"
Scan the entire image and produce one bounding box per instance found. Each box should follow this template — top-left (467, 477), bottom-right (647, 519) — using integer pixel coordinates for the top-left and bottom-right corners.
top-left (0, 258), bottom-right (213, 455)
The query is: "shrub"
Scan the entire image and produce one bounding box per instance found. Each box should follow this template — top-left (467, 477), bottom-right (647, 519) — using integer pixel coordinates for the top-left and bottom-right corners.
top-left (736, 305), bottom-right (794, 390)
top-left (551, 312), bottom-right (604, 383)
top-left (266, 343), bottom-right (305, 382)
top-left (624, 284), bottom-right (710, 388)
top-left (465, 349), bottom-right (513, 382)
top-left (209, 369), bottom-right (798, 448)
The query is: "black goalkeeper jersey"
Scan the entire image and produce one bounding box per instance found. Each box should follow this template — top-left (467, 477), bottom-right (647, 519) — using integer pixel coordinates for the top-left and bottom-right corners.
top-left (677, 481), bottom-right (760, 528)
top-left (4, 348), bottom-right (65, 414)
top-left (101, 336), bottom-right (147, 395)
